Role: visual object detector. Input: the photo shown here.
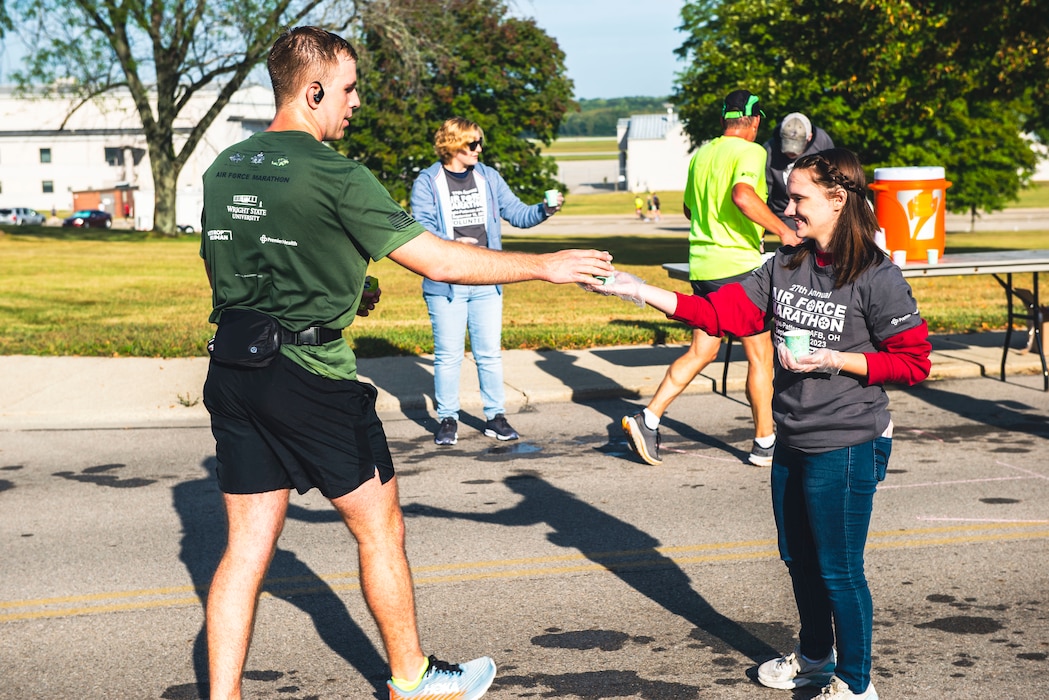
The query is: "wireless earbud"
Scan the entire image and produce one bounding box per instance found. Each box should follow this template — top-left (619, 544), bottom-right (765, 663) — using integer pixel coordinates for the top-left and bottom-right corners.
top-left (311, 82), bottom-right (325, 104)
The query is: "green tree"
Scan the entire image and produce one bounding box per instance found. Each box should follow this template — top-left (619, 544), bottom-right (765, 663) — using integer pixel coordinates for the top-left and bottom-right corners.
top-left (7, 0), bottom-right (357, 235)
top-left (340, 0), bottom-right (572, 203)
top-left (674, 0), bottom-right (1046, 217)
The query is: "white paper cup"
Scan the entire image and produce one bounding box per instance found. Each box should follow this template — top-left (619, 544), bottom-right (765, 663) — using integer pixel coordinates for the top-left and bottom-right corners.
top-left (544, 189), bottom-right (559, 207)
top-left (926, 249), bottom-right (939, 265)
top-left (874, 228), bottom-right (888, 253)
top-left (783, 329), bottom-right (811, 359)
top-left (892, 250), bottom-right (907, 267)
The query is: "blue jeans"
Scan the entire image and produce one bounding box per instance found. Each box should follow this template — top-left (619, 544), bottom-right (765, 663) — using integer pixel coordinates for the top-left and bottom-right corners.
top-left (425, 285), bottom-right (505, 421)
top-left (770, 437), bottom-right (891, 694)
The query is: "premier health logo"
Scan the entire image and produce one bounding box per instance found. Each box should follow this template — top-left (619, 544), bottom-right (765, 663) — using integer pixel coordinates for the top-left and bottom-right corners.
top-left (259, 235), bottom-right (298, 247)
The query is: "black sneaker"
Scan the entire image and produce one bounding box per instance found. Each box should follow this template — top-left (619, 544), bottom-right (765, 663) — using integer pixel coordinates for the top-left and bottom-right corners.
top-left (621, 412), bottom-right (662, 465)
top-left (483, 413), bottom-right (519, 441)
top-left (434, 417), bottom-right (458, 446)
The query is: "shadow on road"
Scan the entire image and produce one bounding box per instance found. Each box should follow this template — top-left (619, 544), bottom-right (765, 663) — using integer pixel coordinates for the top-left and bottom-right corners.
top-left (408, 472), bottom-right (782, 666)
top-left (168, 457), bottom-right (388, 699)
top-left (536, 348), bottom-right (749, 463)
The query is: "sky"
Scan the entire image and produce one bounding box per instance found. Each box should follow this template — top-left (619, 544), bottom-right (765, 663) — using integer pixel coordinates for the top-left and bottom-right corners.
top-left (1, 1), bottom-right (690, 99)
top-left (512, 0), bottom-right (688, 100)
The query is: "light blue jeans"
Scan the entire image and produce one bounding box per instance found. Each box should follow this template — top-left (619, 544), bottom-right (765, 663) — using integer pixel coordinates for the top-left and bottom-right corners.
top-left (425, 285), bottom-right (505, 421)
top-left (771, 437), bottom-right (891, 695)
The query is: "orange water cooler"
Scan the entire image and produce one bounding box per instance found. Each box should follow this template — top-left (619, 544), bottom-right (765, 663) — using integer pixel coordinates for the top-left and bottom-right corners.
top-left (868, 166), bottom-right (952, 262)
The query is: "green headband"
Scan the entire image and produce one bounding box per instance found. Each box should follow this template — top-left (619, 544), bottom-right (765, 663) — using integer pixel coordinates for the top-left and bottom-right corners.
top-left (723, 93), bottom-right (765, 119)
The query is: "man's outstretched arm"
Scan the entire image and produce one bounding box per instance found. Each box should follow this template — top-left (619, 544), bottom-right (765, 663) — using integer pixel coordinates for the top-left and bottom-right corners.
top-left (387, 231), bottom-right (614, 286)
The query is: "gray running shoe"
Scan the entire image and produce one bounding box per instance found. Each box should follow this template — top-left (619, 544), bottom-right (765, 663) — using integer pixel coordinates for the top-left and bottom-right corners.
top-left (757, 645), bottom-right (836, 689)
top-left (483, 413), bottom-right (519, 441)
top-left (621, 412), bottom-right (662, 465)
top-left (434, 417), bottom-right (458, 446)
top-left (748, 438), bottom-right (775, 467)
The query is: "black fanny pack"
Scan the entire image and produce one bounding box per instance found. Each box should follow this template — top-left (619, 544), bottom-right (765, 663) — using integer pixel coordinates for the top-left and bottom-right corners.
top-left (208, 308), bottom-right (343, 368)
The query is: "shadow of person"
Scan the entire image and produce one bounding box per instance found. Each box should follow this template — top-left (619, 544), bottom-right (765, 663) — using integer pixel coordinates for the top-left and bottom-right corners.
top-left (355, 337), bottom-right (436, 432)
top-left (171, 457), bottom-right (388, 699)
top-left (534, 348), bottom-right (748, 463)
top-left (408, 473), bottom-right (780, 665)
top-left (905, 382), bottom-right (1049, 441)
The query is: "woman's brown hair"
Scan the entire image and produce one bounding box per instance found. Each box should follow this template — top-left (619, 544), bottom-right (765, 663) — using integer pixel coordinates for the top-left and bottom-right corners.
top-left (786, 148), bottom-right (884, 287)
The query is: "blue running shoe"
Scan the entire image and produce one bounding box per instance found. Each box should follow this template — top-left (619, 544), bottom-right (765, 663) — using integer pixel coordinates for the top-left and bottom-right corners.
top-left (388, 655), bottom-right (496, 700)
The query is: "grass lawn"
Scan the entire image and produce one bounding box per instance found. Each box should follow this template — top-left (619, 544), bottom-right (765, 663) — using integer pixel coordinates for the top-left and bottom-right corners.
top-left (535, 137), bottom-right (618, 156)
top-left (1, 225), bottom-right (1046, 358)
top-left (1011, 181), bottom-right (1049, 208)
top-left (561, 191), bottom-right (684, 217)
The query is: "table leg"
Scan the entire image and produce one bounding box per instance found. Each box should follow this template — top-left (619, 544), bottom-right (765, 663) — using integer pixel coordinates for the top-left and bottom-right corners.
top-left (997, 273), bottom-right (1014, 382)
top-left (1033, 272), bottom-right (1048, 391)
top-left (993, 272), bottom-right (1049, 391)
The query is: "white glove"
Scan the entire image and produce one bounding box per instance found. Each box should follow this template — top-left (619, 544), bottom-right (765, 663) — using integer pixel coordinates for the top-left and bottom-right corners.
top-left (580, 271), bottom-right (646, 308)
top-left (777, 344), bottom-right (846, 375)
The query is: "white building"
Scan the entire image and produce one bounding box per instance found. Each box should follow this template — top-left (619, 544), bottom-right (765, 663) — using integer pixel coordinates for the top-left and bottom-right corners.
top-left (0, 84), bottom-right (275, 229)
top-left (617, 109), bottom-right (693, 193)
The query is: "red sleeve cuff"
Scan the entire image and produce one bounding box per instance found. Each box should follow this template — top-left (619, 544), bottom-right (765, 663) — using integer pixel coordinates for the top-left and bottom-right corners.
top-left (863, 321), bottom-right (932, 386)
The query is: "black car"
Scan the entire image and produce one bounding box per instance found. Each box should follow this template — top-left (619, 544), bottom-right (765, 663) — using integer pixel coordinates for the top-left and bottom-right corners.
top-left (62, 209), bottom-right (113, 229)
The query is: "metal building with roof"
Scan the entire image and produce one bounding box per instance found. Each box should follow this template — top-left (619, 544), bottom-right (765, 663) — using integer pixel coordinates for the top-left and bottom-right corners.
top-left (616, 108), bottom-right (693, 193)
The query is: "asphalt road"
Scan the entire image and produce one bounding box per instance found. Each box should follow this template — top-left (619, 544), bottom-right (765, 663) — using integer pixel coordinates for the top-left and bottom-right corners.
top-left (2, 374), bottom-right (1048, 699)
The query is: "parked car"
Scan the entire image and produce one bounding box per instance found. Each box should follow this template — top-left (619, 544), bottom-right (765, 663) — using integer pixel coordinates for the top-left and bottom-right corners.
top-left (62, 209), bottom-right (113, 229)
top-left (0, 207), bottom-right (46, 226)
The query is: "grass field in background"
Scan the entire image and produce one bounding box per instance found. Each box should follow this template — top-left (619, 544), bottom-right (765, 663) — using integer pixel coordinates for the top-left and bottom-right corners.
top-left (1, 224), bottom-right (1046, 358)
top-left (560, 191), bottom-right (685, 216)
top-left (1012, 181), bottom-right (1049, 208)
top-left (537, 137), bottom-right (618, 156)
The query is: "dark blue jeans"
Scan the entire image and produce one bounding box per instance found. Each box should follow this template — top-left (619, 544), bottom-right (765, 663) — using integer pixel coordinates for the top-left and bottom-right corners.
top-left (770, 437), bottom-right (891, 693)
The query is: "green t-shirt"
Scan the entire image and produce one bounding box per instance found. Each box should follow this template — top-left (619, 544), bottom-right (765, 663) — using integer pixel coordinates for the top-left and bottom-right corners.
top-left (683, 135), bottom-right (768, 281)
top-left (200, 130), bottom-right (424, 379)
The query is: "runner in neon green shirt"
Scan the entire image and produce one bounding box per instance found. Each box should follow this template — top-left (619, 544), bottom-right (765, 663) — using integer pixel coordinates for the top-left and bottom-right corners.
top-left (622, 89), bottom-right (798, 470)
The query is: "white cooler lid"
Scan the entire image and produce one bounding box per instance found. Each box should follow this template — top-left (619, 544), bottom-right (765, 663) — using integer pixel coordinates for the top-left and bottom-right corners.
top-left (873, 166), bottom-right (945, 181)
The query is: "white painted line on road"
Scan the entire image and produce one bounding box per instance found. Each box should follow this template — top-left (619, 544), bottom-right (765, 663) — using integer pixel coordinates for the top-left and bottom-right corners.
top-left (917, 517), bottom-right (1049, 524)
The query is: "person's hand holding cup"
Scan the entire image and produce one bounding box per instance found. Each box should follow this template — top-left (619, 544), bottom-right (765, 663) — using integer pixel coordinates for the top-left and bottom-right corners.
top-left (783, 329), bottom-right (811, 359)
top-left (357, 275), bottom-right (381, 317)
top-left (544, 189), bottom-right (563, 213)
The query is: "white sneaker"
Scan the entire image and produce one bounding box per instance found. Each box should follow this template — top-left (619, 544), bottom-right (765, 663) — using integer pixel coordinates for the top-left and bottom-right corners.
top-left (757, 645), bottom-right (836, 689)
top-left (818, 675), bottom-right (878, 699)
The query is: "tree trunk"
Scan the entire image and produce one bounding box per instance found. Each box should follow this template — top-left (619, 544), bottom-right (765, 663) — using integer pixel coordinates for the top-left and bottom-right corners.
top-left (150, 148), bottom-right (179, 236)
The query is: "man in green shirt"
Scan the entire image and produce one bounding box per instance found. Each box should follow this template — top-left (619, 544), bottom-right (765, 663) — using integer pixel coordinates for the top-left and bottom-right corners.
top-left (200, 26), bottom-right (613, 700)
top-left (621, 90), bottom-right (798, 469)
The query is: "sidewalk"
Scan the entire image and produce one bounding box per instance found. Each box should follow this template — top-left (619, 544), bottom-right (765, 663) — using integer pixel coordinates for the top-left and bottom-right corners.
top-left (1, 332), bottom-right (1044, 430)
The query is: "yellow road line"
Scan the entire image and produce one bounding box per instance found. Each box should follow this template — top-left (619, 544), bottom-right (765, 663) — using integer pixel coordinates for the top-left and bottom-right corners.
top-left (2, 523), bottom-right (1046, 623)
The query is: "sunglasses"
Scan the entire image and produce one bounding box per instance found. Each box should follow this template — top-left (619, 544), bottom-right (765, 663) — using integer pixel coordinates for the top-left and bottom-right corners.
top-left (466, 138), bottom-right (483, 152)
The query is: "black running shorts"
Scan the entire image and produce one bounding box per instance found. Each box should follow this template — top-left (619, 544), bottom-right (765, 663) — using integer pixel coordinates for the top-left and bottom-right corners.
top-left (203, 354), bottom-right (395, 498)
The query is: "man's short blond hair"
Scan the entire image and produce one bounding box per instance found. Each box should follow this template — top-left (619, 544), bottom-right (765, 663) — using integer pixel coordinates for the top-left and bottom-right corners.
top-left (434, 117), bottom-right (485, 164)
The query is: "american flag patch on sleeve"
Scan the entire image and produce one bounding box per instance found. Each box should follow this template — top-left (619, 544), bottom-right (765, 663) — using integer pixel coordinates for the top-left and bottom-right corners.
top-left (387, 210), bottom-right (416, 231)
